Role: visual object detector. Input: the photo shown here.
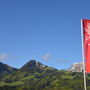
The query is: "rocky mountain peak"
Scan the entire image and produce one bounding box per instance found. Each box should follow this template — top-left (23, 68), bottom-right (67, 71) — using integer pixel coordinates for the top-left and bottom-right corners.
top-left (68, 62), bottom-right (83, 72)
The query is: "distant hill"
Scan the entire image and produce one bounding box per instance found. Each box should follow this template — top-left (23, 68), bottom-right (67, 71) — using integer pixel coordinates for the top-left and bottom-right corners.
top-left (0, 62), bottom-right (17, 79)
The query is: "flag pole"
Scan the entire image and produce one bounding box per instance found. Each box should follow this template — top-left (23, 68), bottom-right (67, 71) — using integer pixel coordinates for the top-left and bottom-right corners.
top-left (81, 19), bottom-right (87, 90)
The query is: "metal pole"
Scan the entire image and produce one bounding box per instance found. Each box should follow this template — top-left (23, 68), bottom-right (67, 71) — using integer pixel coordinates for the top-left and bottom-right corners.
top-left (81, 19), bottom-right (87, 90)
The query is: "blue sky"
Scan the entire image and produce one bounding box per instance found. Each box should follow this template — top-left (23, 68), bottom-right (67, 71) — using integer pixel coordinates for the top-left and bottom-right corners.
top-left (0, 0), bottom-right (90, 70)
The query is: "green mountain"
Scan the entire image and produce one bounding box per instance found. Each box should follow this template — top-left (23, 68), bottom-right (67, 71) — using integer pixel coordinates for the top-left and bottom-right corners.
top-left (0, 62), bottom-right (17, 79)
top-left (0, 60), bottom-right (90, 90)
top-left (0, 60), bottom-right (56, 84)
top-left (20, 60), bottom-right (48, 72)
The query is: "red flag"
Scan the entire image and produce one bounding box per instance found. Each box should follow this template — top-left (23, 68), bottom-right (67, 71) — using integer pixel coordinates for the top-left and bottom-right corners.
top-left (83, 19), bottom-right (90, 73)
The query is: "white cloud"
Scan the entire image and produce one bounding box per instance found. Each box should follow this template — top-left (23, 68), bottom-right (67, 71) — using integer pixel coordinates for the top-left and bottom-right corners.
top-left (0, 53), bottom-right (8, 60)
top-left (41, 53), bottom-right (52, 61)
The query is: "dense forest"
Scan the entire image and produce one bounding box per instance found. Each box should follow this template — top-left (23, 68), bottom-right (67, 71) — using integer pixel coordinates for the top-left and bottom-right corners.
top-left (0, 60), bottom-right (90, 90)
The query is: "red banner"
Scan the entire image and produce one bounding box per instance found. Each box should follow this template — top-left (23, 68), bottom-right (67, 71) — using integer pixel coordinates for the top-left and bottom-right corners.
top-left (83, 19), bottom-right (90, 73)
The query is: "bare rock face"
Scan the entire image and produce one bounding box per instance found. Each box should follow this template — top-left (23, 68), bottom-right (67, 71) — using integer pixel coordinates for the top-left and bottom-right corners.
top-left (68, 62), bottom-right (83, 72)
